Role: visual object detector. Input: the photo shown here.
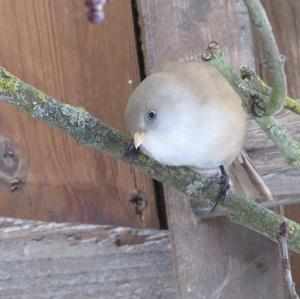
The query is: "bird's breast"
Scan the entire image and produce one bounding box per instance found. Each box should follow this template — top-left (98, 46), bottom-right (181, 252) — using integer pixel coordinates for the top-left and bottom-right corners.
top-left (140, 105), bottom-right (245, 169)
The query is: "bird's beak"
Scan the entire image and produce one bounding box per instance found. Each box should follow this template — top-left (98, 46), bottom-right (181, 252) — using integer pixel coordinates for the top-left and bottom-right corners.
top-left (133, 131), bottom-right (147, 149)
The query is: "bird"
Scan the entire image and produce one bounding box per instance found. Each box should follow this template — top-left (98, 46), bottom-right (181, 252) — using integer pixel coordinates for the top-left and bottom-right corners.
top-left (125, 61), bottom-right (273, 211)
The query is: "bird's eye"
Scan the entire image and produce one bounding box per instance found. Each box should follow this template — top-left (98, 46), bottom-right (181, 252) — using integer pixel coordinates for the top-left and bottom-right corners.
top-left (147, 110), bottom-right (157, 120)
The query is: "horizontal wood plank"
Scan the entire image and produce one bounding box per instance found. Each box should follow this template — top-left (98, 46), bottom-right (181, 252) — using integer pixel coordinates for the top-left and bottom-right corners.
top-left (0, 217), bottom-right (175, 299)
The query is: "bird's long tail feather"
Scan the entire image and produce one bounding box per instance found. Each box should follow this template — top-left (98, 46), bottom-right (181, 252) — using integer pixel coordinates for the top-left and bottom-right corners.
top-left (227, 150), bottom-right (273, 202)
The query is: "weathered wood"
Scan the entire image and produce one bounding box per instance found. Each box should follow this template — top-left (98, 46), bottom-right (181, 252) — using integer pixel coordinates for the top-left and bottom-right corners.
top-left (166, 188), bottom-right (285, 299)
top-left (137, 0), bottom-right (286, 298)
top-left (244, 0), bottom-right (300, 204)
top-left (245, 109), bottom-right (300, 197)
top-left (0, 217), bottom-right (175, 299)
top-left (253, 0), bottom-right (300, 293)
top-left (0, 0), bottom-right (158, 228)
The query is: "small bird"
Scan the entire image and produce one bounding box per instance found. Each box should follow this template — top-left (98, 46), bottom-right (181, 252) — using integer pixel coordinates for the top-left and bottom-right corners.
top-left (125, 61), bottom-right (272, 210)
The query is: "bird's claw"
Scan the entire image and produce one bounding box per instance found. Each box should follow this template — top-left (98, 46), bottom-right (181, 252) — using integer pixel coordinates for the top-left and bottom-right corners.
top-left (124, 140), bottom-right (139, 174)
top-left (209, 165), bottom-right (230, 213)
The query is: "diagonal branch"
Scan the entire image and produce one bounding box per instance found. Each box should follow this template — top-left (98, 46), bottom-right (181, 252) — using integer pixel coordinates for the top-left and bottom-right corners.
top-left (1, 67), bottom-right (300, 253)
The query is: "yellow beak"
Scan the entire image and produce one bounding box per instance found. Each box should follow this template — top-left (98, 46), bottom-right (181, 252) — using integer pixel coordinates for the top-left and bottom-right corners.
top-left (133, 131), bottom-right (147, 149)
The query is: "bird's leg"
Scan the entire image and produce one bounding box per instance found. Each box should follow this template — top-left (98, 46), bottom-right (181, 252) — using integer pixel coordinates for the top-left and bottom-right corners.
top-left (124, 140), bottom-right (136, 155)
top-left (209, 165), bottom-right (230, 213)
top-left (124, 140), bottom-right (140, 174)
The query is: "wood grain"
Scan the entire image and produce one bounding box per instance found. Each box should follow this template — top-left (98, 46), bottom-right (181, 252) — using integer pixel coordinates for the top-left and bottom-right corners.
top-left (137, 0), bottom-right (286, 297)
top-left (0, 217), bottom-right (175, 299)
top-left (254, 0), bottom-right (300, 293)
top-left (245, 0), bottom-right (300, 203)
top-left (0, 0), bottom-right (159, 228)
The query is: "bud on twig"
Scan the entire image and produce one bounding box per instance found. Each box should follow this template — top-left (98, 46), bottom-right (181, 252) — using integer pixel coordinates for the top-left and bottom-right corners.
top-left (85, 0), bottom-right (112, 24)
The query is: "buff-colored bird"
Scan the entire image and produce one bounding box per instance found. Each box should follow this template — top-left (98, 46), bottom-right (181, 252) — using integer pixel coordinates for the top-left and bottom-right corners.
top-left (125, 61), bottom-right (272, 209)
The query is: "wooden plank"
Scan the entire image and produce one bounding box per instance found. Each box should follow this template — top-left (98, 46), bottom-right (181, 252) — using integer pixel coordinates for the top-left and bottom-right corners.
top-left (244, 0), bottom-right (300, 202)
top-left (0, 217), bottom-right (175, 299)
top-left (137, 0), bottom-right (286, 298)
top-left (255, 0), bottom-right (300, 293)
top-left (0, 0), bottom-right (159, 228)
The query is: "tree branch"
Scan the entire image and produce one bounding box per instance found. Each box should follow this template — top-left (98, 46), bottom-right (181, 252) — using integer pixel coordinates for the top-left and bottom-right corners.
top-left (202, 42), bottom-right (300, 166)
top-left (1, 67), bottom-right (300, 253)
top-left (244, 0), bottom-right (287, 115)
top-left (285, 97), bottom-right (300, 116)
top-left (277, 222), bottom-right (300, 299)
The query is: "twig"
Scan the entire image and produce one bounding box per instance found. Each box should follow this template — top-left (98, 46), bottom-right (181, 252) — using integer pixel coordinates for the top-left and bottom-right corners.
top-left (285, 98), bottom-right (300, 116)
top-left (243, 0), bottom-right (287, 115)
top-left (202, 42), bottom-right (300, 166)
top-left (1, 67), bottom-right (300, 252)
top-left (240, 65), bottom-right (300, 117)
top-left (277, 222), bottom-right (300, 299)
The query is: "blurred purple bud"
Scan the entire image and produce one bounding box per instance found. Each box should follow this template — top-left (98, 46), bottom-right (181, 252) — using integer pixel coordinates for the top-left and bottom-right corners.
top-left (279, 221), bottom-right (289, 237)
top-left (85, 0), bottom-right (111, 24)
top-left (85, 0), bottom-right (105, 7)
top-left (87, 10), bottom-right (105, 23)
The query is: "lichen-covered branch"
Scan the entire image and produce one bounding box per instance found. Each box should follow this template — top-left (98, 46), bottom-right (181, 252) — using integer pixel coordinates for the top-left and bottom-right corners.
top-left (285, 97), bottom-right (300, 115)
top-left (1, 67), bottom-right (300, 253)
top-left (244, 0), bottom-right (287, 115)
top-left (202, 42), bottom-right (300, 166)
top-left (255, 116), bottom-right (300, 166)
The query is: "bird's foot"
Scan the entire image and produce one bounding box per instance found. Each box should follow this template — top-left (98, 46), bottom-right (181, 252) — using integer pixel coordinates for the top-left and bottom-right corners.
top-left (209, 165), bottom-right (230, 213)
top-left (124, 140), bottom-right (136, 155)
top-left (124, 140), bottom-right (140, 174)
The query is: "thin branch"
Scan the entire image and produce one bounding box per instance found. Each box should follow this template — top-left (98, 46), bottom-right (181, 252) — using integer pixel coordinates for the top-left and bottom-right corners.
top-left (244, 0), bottom-right (287, 115)
top-left (285, 97), bottom-right (300, 116)
top-left (255, 116), bottom-right (300, 166)
top-left (1, 67), bottom-right (300, 253)
top-left (239, 65), bottom-right (300, 117)
top-left (277, 222), bottom-right (300, 299)
top-left (202, 42), bottom-right (300, 166)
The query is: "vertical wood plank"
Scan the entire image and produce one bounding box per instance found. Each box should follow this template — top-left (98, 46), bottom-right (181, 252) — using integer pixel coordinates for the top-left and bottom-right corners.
top-left (137, 0), bottom-right (286, 297)
top-left (256, 0), bottom-right (300, 293)
top-left (0, 0), bottom-right (159, 228)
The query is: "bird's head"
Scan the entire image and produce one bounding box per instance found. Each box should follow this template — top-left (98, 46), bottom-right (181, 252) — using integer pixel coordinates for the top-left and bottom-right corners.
top-left (124, 72), bottom-right (199, 165)
top-left (125, 72), bottom-right (190, 146)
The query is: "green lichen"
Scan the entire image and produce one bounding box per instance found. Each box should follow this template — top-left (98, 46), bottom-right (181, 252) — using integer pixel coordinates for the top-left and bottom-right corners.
top-left (37, 91), bottom-right (47, 101)
top-left (137, 154), bottom-right (150, 165)
top-left (186, 180), bottom-right (205, 196)
top-left (0, 68), bottom-right (19, 97)
top-left (287, 158), bottom-right (300, 167)
top-left (284, 97), bottom-right (300, 115)
top-left (60, 104), bottom-right (90, 128)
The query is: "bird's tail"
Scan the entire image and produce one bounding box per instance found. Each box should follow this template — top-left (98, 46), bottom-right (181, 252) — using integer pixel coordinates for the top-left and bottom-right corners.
top-left (227, 150), bottom-right (274, 202)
